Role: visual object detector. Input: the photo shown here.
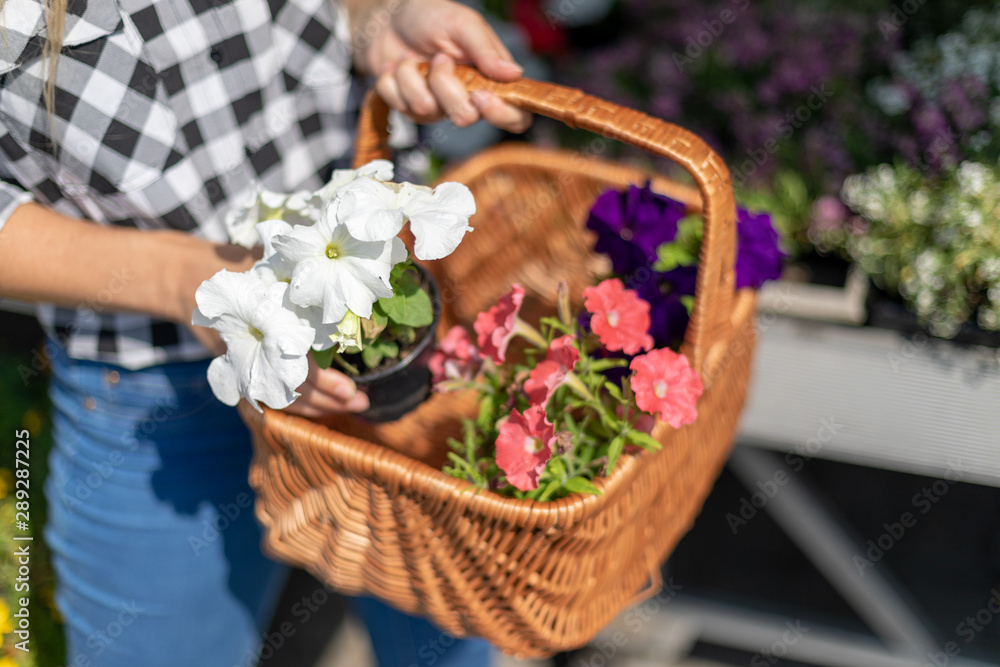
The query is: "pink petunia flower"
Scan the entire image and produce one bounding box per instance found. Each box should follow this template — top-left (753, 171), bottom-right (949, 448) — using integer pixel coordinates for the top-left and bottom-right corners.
top-left (547, 335), bottom-right (580, 369)
top-left (583, 279), bottom-right (654, 355)
top-left (524, 360), bottom-right (566, 406)
top-left (629, 348), bottom-right (703, 428)
top-left (495, 405), bottom-right (555, 491)
top-left (474, 285), bottom-right (526, 363)
top-left (523, 335), bottom-right (580, 407)
top-left (429, 325), bottom-right (482, 385)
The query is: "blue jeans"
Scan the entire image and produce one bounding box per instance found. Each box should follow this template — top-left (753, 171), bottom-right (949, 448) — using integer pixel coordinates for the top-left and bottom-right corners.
top-left (43, 340), bottom-right (492, 667)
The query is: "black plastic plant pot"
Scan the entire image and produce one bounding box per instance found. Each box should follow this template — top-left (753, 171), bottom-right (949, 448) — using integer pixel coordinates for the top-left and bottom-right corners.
top-left (353, 265), bottom-right (442, 423)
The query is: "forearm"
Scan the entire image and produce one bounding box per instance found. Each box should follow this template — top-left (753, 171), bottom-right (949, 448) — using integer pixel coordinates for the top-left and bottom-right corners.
top-left (0, 202), bottom-right (255, 325)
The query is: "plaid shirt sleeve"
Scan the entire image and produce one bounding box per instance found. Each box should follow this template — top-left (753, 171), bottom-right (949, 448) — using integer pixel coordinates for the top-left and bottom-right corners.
top-left (0, 178), bottom-right (35, 234)
top-left (0, 0), bottom-right (362, 369)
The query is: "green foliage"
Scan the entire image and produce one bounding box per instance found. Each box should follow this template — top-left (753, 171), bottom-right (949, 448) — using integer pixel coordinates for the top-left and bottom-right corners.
top-left (0, 350), bottom-right (65, 666)
top-left (326, 257), bottom-right (436, 373)
top-left (441, 319), bottom-right (661, 502)
top-left (838, 159), bottom-right (1000, 336)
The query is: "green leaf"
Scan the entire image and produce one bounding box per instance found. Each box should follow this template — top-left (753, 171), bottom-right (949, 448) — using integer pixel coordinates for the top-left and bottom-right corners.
top-left (537, 479), bottom-right (562, 502)
top-left (563, 477), bottom-right (602, 496)
top-left (373, 337), bottom-right (399, 359)
top-left (378, 264), bottom-right (434, 327)
top-left (653, 241), bottom-right (697, 272)
top-left (587, 359), bottom-right (628, 372)
top-left (680, 295), bottom-right (695, 314)
top-left (603, 381), bottom-right (623, 401)
top-left (378, 289), bottom-right (433, 328)
top-left (312, 347), bottom-right (335, 370)
top-left (547, 457), bottom-right (568, 479)
top-left (606, 435), bottom-right (625, 474)
top-left (627, 429), bottom-right (662, 452)
top-left (361, 344), bottom-right (384, 369)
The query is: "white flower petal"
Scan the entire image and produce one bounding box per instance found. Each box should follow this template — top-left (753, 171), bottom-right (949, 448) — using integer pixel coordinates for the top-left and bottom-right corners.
top-left (207, 355), bottom-right (242, 407)
top-left (194, 270), bottom-right (266, 320)
top-left (316, 159), bottom-right (396, 204)
top-left (403, 182), bottom-right (475, 260)
top-left (224, 189), bottom-right (263, 248)
top-left (191, 306), bottom-right (215, 328)
top-left (273, 224), bottom-right (326, 263)
top-left (259, 189), bottom-right (286, 209)
top-left (337, 178), bottom-right (407, 242)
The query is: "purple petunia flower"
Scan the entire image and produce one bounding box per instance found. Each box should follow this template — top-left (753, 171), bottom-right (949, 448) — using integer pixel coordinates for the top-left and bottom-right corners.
top-left (735, 208), bottom-right (785, 290)
top-left (585, 182), bottom-right (686, 275)
top-left (630, 266), bottom-right (698, 351)
top-left (589, 184), bottom-right (784, 352)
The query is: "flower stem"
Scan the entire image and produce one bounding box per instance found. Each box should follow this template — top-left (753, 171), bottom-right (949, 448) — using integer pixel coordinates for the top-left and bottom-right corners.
top-left (329, 351), bottom-right (360, 375)
top-left (513, 318), bottom-right (549, 350)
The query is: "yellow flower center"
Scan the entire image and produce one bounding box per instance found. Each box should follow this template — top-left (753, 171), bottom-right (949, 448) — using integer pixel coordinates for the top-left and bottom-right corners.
top-left (325, 242), bottom-right (342, 259)
top-left (654, 380), bottom-right (668, 398)
top-left (606, 310), bottom-right (619, 327)
top-left (248, 326), bottom-right (264, 341)
top-left (523, 436), bottom-right (545, 454)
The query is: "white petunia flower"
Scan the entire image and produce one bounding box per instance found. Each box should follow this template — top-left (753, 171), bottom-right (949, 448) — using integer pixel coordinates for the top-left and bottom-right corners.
top-left (282, 189), bottom-right (322, 226)
top-left (273, 203), bottom-right (407, 323)
top-left (192, 270), bottom-right (315, 411)
top-left (252, 220), bottom-right (341, 351)
top-left (330, 310), bottom-right (363, 352)
top-left (224, 188), bottom-right (266, 248)
top-left (316, 159), bottom-right (395, 204)
top-left (336, 177), bottom-right (413, 242)
top-left (225, 186), bottom-right (314, 248)
top-left (402, 182), bottom-right (476, 260)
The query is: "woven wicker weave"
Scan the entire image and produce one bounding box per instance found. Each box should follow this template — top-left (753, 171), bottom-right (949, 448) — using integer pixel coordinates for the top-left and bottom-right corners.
top-left (242, 66), bottom-right (757, 658)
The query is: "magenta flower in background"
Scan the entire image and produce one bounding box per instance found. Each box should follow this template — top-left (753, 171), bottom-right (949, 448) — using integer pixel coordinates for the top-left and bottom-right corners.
top-left (585, 182), bottom-right (686, 275)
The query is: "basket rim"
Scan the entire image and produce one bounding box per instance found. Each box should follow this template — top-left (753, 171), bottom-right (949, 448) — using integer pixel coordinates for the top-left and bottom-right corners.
top-left (246, 144), bottom-right (756, 531)
top-left (246, 287), bottom-right (757, 532)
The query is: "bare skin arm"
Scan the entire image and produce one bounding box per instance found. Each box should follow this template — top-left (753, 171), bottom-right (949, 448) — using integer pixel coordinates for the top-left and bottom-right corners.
top-left (0, 203), bottom-right (369, 414)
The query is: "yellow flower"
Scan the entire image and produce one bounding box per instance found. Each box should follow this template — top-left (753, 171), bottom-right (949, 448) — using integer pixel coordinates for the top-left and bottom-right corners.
top-left (0, 656), bottom-right (18, 667)
top-left (22, 408), bottom-right (42, 434)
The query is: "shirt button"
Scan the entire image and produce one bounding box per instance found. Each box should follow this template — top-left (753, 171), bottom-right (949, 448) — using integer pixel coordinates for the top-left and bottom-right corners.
top-left (106, 370), bottom-right (120, 384)
top-left (84, 397), bottom-right (97, 411)
top-left (210, 48), bottom-right (223, 64)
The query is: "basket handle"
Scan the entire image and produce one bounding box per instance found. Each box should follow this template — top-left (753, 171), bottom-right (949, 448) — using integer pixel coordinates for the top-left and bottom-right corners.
top-left (353, 65), bottom-right (737, 376)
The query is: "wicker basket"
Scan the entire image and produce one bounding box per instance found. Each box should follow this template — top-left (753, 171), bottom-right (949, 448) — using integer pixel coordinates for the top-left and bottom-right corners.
top-left (242, 66), bottom-right (757, 658)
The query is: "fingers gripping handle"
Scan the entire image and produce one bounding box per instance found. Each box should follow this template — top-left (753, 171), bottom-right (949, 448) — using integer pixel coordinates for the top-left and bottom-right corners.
top-left (352, 64), bottom-right (738, 377)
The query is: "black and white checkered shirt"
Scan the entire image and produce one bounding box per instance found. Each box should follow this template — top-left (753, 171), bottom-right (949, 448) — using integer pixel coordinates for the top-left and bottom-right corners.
top-left (0, 0), bottom-right (362, 368)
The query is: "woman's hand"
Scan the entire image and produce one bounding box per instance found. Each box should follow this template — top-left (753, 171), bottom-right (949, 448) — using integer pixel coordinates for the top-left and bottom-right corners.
top-left (346, 0), bottom-right (532, 133)
top-left (283, 355), bottom-right (370, 417)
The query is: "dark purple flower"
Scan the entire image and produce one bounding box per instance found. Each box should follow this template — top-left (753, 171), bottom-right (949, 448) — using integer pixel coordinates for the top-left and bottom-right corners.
top-left (735, 208), bottom-right (784, 289)
top-left (585, 182), bottom-right (685, 275)
top-left (630, 266), bottom-right (698, 350)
